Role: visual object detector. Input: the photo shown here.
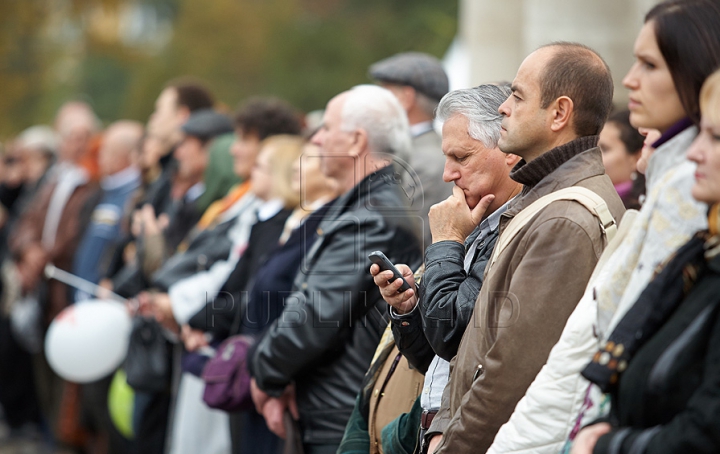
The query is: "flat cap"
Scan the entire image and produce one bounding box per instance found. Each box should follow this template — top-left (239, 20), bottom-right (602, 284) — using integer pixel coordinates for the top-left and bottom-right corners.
top-left (181, 109), bottom-right (233, 141)
top-left (369, 52), bottom-right (449, 101)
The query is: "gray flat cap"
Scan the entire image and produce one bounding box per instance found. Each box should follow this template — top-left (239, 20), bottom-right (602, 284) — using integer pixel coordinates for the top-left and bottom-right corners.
top-left (181, 109), bottom-right (233, 141)
top-left (369, 52), bottom-right (449, 101)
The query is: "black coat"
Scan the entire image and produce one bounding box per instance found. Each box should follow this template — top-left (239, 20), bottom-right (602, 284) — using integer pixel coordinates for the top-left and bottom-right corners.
top-left (391, 224), bottom-right (499, 372)
top-left (250, 165), bottom-right (423, 445)
top-left (187, 207), bottom-right (293, 338)
top-left (594, 254), bottom-right (720, 454)
top-left (239, 203), bottom-right (332, 336)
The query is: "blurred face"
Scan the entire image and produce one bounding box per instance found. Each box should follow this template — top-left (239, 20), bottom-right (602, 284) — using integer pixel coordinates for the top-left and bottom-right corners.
top-left (251, 145), bottom-right (273, 201)
top-left (442, 114), bottom-right (512, 210)
top-left (174, 135), bottom-right (207, 182)
top-left (140, 135), bottom-right (167, 171)
top-left (498, 48), bottom-right (554, 160)
top-left (292, 144), bottom-right (337, 203)
top-left (687, 116), bottom-right (720, 204)
top-left (230, 129), bottom-right (261, 179)
top-left (636, 127), bottom-right (662, 174)
top-left (98, 140), bottom-right (122, 177)
top-left (310, 93), bottom-right (356, 179)
top-left (380, 83), bottom-right (413, 114)
top-left (148, 88), bottom-right (184, 146)
top-left (598, 122), bottom-right (640, 185)
top-left (58, 126), bottom-right (92, 163)
top-left (16, 147), bottom-right (52, 184)
top-left (623, 21), bottom-right (685, 133)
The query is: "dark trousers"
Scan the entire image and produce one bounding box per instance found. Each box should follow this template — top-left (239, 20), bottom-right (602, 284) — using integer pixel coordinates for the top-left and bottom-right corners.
top-left (302, 443), bottom-right (339, 454)
top-left (0, 315), bottom-right (42, 429)
top-left (229, 409), bottom-right (282, 454)
top-left (134, 391), bottom-right (171, 454)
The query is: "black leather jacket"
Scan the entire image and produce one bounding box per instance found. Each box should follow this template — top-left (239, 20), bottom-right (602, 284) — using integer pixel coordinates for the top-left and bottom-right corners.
top-left (250, 165), bottom-right (422, 444)
top-left (391, 223), bottom-right (499, 371)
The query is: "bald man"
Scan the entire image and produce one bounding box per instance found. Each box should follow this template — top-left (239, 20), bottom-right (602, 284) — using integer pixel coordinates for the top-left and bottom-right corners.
top-left (426, 43), bottom-right (625, 453)
top-left (72, 120), bottom-right (144, 302)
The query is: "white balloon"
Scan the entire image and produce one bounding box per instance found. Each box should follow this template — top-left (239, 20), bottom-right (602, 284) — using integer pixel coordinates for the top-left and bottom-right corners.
top-left (45, 299), bottom-right (132, 383)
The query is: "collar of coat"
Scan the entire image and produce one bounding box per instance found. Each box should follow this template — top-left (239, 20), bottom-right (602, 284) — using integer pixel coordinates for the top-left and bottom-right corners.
top-left (503, 135), bottom-right (605, 220)
top-left (510, 135), bottom-right (599, 187)
top-left (327, 163), bottom-right (401, 215)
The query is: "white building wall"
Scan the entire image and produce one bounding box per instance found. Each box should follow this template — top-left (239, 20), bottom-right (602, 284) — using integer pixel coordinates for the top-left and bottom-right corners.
top-left (451, 0), bottom-right (662, 104)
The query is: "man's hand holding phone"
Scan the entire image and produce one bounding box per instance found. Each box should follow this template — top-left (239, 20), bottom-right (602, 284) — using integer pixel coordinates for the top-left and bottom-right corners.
top-left (368, 251), bottom-right (418, 315)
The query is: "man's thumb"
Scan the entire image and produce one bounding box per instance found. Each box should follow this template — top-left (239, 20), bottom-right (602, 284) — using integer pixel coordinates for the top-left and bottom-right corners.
top-left (471, 194), bottom-right (495, 223)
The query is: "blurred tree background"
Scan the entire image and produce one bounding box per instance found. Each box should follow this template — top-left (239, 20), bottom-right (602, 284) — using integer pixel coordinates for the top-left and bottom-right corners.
top-left (0, 0), bottom-right (457, 139)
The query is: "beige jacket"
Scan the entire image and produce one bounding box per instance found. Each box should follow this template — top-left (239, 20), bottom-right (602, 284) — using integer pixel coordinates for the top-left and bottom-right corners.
top-left (430, 137), bottom-right (625, 453)
top-left (368, 345), bottom-right (424, 454)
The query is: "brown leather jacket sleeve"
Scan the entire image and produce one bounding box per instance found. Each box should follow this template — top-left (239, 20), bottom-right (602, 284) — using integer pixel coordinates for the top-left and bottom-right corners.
top-left (433, 217), bottom-right (602, 453)
top-left (9, 183), bottom-right (52, 257)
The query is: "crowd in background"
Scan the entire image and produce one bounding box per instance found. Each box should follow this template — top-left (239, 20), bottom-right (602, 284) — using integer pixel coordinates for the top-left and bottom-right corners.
top-left (0, 0), bottom-right (720, 454)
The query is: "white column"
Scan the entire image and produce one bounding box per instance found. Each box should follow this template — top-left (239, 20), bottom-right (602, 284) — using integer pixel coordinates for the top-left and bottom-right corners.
top-left (458, 0), bottom-right (661, 104)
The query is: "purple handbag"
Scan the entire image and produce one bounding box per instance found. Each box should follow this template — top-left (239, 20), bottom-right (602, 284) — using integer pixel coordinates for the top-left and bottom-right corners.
top-left (201, 335), bottom-right (255, 412)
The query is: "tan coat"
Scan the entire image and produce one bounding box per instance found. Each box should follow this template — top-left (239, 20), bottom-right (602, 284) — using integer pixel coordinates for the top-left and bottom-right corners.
top-left (430, 138), bottom-right (626, 453)
top-left (368, 345), bottom-right (424, 454)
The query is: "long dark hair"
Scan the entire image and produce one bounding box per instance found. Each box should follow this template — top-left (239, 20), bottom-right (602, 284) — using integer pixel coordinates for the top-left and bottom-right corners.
top-left (646, 0), bottom-right (720, 125)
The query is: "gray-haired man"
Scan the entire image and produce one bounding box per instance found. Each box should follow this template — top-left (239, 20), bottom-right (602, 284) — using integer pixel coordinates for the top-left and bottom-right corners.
top-left (366, 84), bottom-right (522, 453)
top-left (251, 85), bottom-right (423, 454)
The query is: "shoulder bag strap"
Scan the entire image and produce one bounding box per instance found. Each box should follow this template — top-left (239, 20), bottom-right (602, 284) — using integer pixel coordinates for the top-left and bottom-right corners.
top-left (488, 187), bottom-right (617, 271)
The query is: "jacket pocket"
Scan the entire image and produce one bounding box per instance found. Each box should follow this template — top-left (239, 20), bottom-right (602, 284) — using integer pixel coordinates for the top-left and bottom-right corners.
top-left (472, 363), bottom-right (485, 382)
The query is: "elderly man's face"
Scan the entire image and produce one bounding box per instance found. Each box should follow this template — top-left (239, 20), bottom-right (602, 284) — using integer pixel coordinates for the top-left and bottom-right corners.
top-left (311, 93), bottom-right (356, 179)
top-left (442, 114), bottom-right (512, 210)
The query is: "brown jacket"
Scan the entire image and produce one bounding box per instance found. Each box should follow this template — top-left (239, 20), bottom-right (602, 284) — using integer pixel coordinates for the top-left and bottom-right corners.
top-left (430, 137), bottom-right (625, 453)
top-left (10, 176), bottom-right (99, 325)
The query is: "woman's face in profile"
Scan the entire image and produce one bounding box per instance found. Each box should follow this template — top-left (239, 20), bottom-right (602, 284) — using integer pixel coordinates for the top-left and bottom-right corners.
top-left (623, 21), bottom-right (686, 133)
top-left (687, 115), bottom-right (720, 204)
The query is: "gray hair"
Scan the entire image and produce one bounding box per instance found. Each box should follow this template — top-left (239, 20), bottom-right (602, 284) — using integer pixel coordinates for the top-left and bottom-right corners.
top-left (17, 125), bottom-right (59, 155)
top-left (341, 84), bottom-right (411, 157)
top-left (436, 84), bottom-right (512, 148)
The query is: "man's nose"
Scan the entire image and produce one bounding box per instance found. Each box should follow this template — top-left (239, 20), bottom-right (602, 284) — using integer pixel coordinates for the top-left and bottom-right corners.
top-left (498, 98), bottom-right (511, 116)
top-left (442, 165), bottom-right (457, 183)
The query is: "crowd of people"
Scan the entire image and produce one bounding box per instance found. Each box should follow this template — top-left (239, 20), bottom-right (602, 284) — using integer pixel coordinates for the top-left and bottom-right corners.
top-left (1, 0), bottom-right (720, 453)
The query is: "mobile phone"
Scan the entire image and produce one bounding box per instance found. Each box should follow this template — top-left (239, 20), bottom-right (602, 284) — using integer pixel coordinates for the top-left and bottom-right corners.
top-left (368, 251), bottom-right (412, 293)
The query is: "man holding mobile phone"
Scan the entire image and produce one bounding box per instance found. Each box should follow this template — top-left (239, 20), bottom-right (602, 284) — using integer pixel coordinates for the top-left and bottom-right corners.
top-left (339, 84), bottom-right (523, 454)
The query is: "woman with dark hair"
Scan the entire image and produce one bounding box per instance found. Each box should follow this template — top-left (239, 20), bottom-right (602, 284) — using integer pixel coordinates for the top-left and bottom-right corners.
top-left (488, 1), bottom-right (720, 452)
top-left (599, 110), bottom-right (645, 209)
top-left (572, 67), bottom-right (720, 454)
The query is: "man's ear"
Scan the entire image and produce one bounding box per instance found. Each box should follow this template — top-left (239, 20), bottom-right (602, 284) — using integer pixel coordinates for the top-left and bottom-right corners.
top-left (550, 96), bottom-right (574, 133)
top-left (402, 86), bottom-right (417, 111)
top-left (348, 128), bottom-right (369, 157)
top-left (505, 152), bottom-right (522, 167)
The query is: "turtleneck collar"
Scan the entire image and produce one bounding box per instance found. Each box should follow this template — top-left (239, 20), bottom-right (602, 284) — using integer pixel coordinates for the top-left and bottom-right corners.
top-left (510, 135), bottom-right (599, 189)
